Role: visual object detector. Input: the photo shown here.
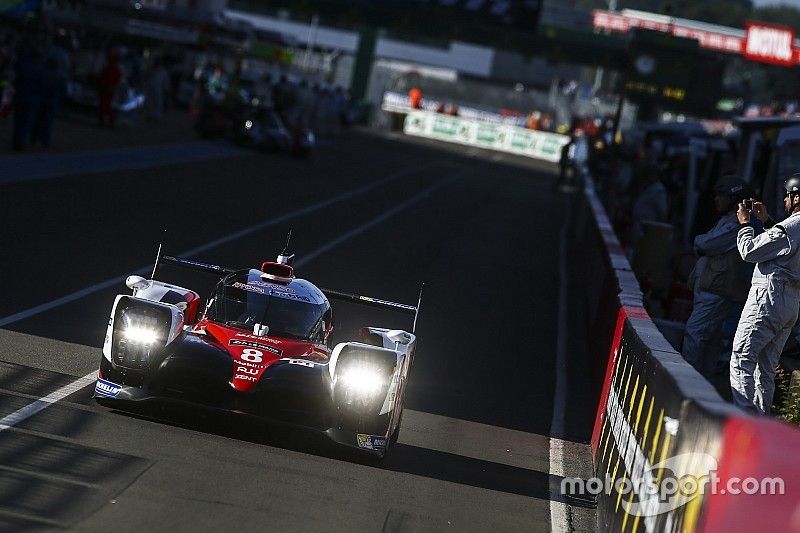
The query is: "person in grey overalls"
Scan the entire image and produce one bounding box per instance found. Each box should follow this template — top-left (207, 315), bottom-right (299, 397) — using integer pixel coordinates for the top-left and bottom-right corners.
top-left (731, 174), bottom-right (800, 414)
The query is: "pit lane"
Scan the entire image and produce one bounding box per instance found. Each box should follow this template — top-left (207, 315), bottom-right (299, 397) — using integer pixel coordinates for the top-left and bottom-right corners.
top-left (0, 129), bottom-right (596, 532)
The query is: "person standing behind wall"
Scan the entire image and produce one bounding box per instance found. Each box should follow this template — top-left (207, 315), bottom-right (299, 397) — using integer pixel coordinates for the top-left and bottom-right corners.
top-left (731, 173), bottom-right (800, 414)
top-left (98, 49), bottom-right (121, 128)
top-left (682, 176), bottom-right (753, 378)
top-left (408, 86), bottom-right (422, 109)
top-left (12, 41), bottom-right (44, 151)
top-left (31, 56), bottom-right (67, 148)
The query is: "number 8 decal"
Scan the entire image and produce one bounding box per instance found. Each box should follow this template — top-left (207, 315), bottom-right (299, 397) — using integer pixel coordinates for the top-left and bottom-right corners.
top-left (241, 348), bottom-right (263, 363)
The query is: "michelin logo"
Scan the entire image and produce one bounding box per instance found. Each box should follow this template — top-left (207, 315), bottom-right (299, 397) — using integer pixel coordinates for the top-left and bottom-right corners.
top-left (95, 378), bottom-right (122, 398)
top-left (356, 434), bottom-right (387, 450)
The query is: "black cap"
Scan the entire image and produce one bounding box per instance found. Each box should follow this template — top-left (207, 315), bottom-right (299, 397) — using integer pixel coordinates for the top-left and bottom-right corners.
top-left (714, 174), bottom-right (748, 196)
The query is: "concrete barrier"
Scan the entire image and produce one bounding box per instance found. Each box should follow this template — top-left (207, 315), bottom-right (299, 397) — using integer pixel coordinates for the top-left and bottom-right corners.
top-left (580, 175), bottom-right (800, 532)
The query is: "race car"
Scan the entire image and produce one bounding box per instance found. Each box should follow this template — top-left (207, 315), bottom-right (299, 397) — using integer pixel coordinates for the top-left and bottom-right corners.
top-left (233, 105), bottom-right (316, 158)
top-left (95, 253), bottom-right (420, 459)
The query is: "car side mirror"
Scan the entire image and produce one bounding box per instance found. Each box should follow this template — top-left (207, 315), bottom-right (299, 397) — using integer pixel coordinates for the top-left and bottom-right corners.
top-left (386, 329), bottom-right (412, 345)
top-left (126, 275), bottom-right (152, 292)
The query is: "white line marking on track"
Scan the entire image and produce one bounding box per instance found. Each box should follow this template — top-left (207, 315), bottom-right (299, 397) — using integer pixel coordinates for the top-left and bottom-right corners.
top-left (295, 175), bottom-right (459, 268)
top-left (0, 371), bottom-right (96, 431)
top-left (549, 193), bottom-right (571, 531)
top-left (0, 162), bottom-right (452, 328)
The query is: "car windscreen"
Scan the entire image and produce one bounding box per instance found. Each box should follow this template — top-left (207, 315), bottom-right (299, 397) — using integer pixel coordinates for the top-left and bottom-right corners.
top-left (208, 285), bottom-right (325, 340)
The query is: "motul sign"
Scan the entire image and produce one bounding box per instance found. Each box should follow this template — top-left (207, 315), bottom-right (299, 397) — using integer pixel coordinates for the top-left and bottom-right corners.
top-left (744, 22), bottom-right (795, 66)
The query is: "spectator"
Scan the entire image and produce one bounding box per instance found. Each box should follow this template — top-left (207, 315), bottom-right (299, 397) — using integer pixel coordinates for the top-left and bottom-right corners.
top-left (98, 49), bottom-right (121, 128)
top-left (731, 174), bottom-right (800, 414)
top-left (206, 66), bottom-right (226, 102)
top-left (12, 41), bottom-right (44, 151)
top-left (144, 56), bottom-right (170, 122)
top-left (630, 164), bottom-right (669, 244)
top-left (408, 86), bottom-right (422, 109)
top-left (555, 130), bottom-right (588, 192)
top-left (31, 56), bottom-right (67, 148)
top-left (682, 176), bottom-right (752, 377)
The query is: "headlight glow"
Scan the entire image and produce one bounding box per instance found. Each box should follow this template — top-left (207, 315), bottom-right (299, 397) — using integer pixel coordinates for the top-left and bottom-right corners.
top-left (339, 365), bottom-right (384, 395)
top-left (123, 326), bottom-right (159, 345)
top-left (114, 305), bottom-right (170, 369)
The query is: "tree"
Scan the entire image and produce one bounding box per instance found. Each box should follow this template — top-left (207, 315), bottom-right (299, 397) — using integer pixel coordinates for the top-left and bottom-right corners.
top-left (750, 5), bottom-right (800, 34)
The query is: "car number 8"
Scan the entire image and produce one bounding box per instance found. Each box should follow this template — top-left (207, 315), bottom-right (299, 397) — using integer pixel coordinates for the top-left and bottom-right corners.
top-left (241, 348), bottom-right (263, 362)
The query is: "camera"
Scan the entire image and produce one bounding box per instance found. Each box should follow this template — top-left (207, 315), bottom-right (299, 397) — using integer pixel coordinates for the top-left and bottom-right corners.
top-left (744, 199), bottom-right (753, 210)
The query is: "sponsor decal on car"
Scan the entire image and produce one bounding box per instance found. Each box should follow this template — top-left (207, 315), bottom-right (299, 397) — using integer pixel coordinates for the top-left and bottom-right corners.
top-left (236, 360), bottom-right (267, 369)
top-left (235, 333), bottom-right (281, 344)
top-left (232, 282), bottom-right (264, 294)
top-left (230, 339), bottom-right (282, 355)
top-left (286, 358), bottom-right (316, 368)
top-left (268, 291), bottom-right (311, 303)
top-left (356, 434), bottom-right (387, 450)
top-left (248, 280), bottom-right (296, 293)
top-left (95, 378), bottom-right (122, 398)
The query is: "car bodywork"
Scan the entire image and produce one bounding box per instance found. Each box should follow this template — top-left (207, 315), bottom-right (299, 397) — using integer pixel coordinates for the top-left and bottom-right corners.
top-left (95, 254), bottom-right (419, 458)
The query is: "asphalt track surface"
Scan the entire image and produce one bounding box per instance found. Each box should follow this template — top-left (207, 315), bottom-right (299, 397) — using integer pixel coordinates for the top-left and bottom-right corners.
top-left (0, 129), bottom-right (597, 532)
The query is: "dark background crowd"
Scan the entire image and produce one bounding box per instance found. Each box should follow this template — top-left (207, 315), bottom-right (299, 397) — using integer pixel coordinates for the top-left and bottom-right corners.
top-left (0, 20), bottom-right (355, 155)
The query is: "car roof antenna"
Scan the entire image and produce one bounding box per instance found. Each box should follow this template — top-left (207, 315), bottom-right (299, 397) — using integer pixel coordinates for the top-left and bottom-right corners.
top-left (151, 229), bottom-right (167, 279)
top-left (412, 282), bottom-right (424, 334)
top-left (277, 228), bottom-right (295, 266)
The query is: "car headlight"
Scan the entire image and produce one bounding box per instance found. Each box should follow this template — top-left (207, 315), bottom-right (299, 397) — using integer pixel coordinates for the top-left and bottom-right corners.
top-left (338, 364), bottom-right (385, 396)
top-left (113, 305), bottom-right (171, 369)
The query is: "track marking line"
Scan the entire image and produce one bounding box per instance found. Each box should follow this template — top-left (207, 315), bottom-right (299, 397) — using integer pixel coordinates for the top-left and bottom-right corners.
top-left (0, 371), bottom-right (96, 431)
top-left (0, 161), bottom-right (453, 328)
top-left (295, 174), bottom-right (459, 268)
top-left (0, 168), bottom-right (462, 436)
top-left (549, 192), bottom-right (571, 531)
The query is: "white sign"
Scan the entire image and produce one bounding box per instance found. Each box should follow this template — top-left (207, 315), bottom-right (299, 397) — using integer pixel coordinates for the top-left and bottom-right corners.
top-left (745, 22), bottom-right (795, 66)
top-left (403, 111), bottom-right (569, 163)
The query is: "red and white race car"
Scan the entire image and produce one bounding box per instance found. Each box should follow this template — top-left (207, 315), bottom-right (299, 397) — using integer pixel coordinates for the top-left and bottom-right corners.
top-left (95, 253), bottom-right (419, 459)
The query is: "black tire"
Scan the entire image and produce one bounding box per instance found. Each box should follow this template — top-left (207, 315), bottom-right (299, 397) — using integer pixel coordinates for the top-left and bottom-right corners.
top-left (389, 410), bottom-right (403, 445)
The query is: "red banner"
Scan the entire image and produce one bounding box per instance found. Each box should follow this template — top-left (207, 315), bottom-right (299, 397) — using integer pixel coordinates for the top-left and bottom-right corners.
top-left (744, 21), bottom-right (796, 66)
top-left (592, 10), bottom-right (799, 67)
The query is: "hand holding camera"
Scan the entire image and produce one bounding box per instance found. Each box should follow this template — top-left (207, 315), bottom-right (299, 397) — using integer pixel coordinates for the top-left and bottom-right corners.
top-left (738, 197), bottom-right (769, 225)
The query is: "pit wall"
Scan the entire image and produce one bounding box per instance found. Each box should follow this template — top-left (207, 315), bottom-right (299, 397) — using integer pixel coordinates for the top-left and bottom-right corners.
top-left (581, 177), bottom-right (800, 533)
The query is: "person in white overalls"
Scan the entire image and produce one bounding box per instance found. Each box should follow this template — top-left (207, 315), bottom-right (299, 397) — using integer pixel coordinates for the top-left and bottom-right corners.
top-left (731, 174), bottom-right (800, 414)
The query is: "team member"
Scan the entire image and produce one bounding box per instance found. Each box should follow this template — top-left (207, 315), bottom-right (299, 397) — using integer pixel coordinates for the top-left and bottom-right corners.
top-left (682, 176), bottom-right (751, 377)
top-left (731, 174), bottom-right (800, 414)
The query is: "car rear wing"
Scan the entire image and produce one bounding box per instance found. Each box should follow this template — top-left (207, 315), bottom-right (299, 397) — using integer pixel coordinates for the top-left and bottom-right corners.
top-left (158, 254), bottom-right (423, 332)
top-left (321, 285), bottom-right (423, 333)
top-left (161, 255), bottom-right (237, 276)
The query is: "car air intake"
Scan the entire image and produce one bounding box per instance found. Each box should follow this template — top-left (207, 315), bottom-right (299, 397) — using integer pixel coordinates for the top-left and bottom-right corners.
top-left (260, 261), bottom-right (294, 283)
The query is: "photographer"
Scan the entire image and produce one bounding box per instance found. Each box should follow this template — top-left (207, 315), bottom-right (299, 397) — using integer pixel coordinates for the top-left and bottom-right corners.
top-left (731, 174), bottom-right (800, 414)
top-left (682, 176), bottom-right (752, 377)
